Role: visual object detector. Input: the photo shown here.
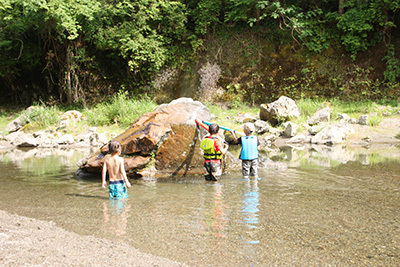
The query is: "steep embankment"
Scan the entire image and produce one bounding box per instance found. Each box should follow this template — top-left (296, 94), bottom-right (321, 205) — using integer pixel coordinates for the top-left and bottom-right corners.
top-left (161, 29), bottom-right (398, 105)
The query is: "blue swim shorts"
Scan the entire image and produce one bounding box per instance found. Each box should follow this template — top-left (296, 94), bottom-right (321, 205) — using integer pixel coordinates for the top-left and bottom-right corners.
top-left (108, 180), bottom-right (129, 200)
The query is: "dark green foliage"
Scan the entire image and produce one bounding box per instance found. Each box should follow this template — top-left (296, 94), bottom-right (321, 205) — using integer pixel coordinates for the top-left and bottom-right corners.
top-left (383, 44), bottom-right (400, 83)
top-left (0, 0), bottom-right (399, 106)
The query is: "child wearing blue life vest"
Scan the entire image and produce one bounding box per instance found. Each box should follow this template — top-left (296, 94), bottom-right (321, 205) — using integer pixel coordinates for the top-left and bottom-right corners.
top-left (200, 123), bottom-right (229, 181)
top-left (102, 141), bottom-right (131, 199)
top-left (231, 123), bottom-right (259, 179)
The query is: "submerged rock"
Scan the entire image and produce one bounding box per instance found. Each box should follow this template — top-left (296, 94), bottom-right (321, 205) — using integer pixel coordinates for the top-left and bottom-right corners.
top-left (76, 98), bottom-right (239, 178)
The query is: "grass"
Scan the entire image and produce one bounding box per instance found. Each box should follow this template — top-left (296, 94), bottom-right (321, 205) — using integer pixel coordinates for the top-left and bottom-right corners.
top-left (206, 102), bottom-right (260, 130)
top-left (23, 105), bottom-right (62, 130)
top-left (0, 92), bottom-right (158, 135)
top-left (0, 110), bottom-right (13, 130)
top-left (83, 91), bottom-right (157, 129)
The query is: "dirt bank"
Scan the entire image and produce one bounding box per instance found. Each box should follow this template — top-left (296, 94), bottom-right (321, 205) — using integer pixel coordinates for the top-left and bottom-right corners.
top-left (346, 116), bottom-right (400, 144)
top-left (0, 210), bottom-right (187, 266)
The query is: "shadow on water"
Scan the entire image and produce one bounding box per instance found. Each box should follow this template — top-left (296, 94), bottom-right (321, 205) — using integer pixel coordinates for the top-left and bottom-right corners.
top-left (65, 193), bottom-right (109, 200)
top-left (0, 145), bottom-right (399, 266)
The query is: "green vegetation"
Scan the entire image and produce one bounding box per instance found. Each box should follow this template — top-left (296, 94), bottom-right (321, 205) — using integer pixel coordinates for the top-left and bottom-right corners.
top-left (22, 105), bottom-right (62, 130)
top-left (0, 94), bottom-right (157, 135)
top-left (0, 0), bottom-right (399, 107)
top-left (83, 91), bottom-right (157, 128)
top-left (206, 103), bottom-right (260, 131)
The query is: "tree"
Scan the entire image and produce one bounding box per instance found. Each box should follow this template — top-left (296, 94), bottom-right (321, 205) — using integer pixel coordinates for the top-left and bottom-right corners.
top-left (0, 0), bottom-right (102, 105)
top-left (91, 0), bottom-right (187, 79)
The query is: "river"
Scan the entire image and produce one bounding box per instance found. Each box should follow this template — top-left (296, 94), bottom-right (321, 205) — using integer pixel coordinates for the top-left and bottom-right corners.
top-left (0, 145), bottom-right (399, 266)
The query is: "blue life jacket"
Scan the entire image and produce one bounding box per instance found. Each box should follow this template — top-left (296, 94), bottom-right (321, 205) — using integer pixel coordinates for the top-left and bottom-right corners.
top-left (239, 136), bottom-right (258, 160)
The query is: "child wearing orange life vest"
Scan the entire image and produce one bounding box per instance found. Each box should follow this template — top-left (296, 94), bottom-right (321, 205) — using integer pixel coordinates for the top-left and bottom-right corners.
top-left (200, 123), bottom-right (229, 181)
top-left (231, 122), bottom-right (259, 179)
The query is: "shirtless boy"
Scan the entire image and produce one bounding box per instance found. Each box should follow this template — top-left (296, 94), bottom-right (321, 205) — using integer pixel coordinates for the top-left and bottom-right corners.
top-left (102, 141), bottom-right (131, 199)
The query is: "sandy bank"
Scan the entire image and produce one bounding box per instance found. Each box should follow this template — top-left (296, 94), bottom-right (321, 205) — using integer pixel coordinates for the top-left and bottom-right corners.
top-left (0, 210), bottom-right (188, 266)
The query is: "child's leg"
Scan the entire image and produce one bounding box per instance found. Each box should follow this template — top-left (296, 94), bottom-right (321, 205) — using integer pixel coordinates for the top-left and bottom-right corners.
top-left (115, 183), bottom-right (129, 199)
top-left (242, 160), bottom-right (251, 178)
top-left (204, 161), bottom-right (215, 181)
top-left (108, 184), bottom-right (117, 199)
top-left (204, 160), bottom-right (221, 181)
top-left (109, 182), bottom-right (129, 199)
top-left (250, 159), bottom-right (258, 177)
top-left (211, 160), bottom-right (222, 176)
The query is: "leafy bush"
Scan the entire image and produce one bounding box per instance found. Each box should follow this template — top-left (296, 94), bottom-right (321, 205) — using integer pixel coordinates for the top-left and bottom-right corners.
top-left (383, 45), bottom-right (400, 83)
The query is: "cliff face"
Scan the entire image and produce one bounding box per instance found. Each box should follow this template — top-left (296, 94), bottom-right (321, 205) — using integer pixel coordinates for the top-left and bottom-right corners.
top-left (156, 31), bottom-right (399, 105)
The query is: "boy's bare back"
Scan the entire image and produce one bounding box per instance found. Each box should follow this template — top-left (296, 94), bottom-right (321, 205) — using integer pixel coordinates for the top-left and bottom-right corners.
top-left (101, 141), bottom-right (131, 189)
top-left (105, 155), bottom-right (125, 181)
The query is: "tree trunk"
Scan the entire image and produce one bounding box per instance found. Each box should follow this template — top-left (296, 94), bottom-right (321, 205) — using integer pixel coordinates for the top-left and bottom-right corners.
top-left (339, 0), bottom-right (344, 16)
top-left (65, 44), bottom-right (72, 106)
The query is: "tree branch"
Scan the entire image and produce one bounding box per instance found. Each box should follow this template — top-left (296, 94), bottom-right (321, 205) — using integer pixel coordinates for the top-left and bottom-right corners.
top-left (15, 39), bottom-right (23, 60)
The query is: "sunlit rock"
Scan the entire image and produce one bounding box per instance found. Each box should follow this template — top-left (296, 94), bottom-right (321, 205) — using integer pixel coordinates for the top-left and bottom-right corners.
top-left (357, 115), bottom-right (369, 125)
top-left (13, 133), bottom-right (39, 147)
top-left (260, 96), bottom-right (300, 125)
top-left (282, 121), bottom-right (299, 138)
top-left (311, 124), bottom-right (354, 145)
top-left (5, 117), bottom-right (26, 133)
top-left (307, 106), bottom-right (331, 126)
top-left (254, 120), bottom-right (269, 134)
top-left (236, 112), bottom-right (257, 123)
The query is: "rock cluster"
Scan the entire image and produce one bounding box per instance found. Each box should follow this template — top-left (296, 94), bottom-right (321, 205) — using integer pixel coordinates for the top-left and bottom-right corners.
top-left (1, 109), bottom-right (109, 149)
top-left (227, 96), bottom-right (375, 147)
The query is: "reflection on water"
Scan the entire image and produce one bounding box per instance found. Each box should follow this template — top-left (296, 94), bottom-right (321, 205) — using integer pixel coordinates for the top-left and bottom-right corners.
top-left (102, 200), bottom-right (131, 238)
top-left (205, 184), bottom-right (227, 240)
top-left (242, 178), bottom-right (261, 251)
top-left (0, 146), bottom-right (399, 266)
top-left (242, 178), bottom-right (260, 229)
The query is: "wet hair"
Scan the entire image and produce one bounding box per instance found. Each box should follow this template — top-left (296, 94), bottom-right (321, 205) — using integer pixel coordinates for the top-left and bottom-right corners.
top-left (243, 123), bottom-right (255, 134)
top-left (208, 123), bottom-right (220, 135)
top-left (108, 140), bottom-right (122, 154)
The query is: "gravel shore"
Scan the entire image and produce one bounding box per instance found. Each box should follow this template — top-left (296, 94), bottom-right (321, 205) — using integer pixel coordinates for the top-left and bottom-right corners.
top-left (0, 210), bottom-right (188, 266)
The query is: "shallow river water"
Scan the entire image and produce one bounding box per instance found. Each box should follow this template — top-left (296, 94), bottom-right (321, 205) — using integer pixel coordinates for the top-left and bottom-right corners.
top-left (0, 146), bottom-right (399, 266)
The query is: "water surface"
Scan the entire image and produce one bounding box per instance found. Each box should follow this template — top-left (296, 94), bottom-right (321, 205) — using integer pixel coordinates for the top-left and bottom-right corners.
top-left (0, 146), bottom-right (399, 266)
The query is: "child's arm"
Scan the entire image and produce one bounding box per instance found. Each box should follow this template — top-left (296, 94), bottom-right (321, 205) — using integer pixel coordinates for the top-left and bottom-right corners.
top-left (230, 130), bottom-right (238, 143)
top-left (101, 159), bottom-right (108, 188)
top-left (219, 140), bottom-right (229, 154)
top-left (119, 157), bottom-right (131, 188)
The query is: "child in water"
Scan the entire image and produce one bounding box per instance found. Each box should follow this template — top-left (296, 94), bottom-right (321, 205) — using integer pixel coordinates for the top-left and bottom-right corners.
top-left (102, 140), bottom-right (131, 199)
top-left (231, 122), bottom-right (259, 179)
top-left (200, 123), bottom-right (229, 181)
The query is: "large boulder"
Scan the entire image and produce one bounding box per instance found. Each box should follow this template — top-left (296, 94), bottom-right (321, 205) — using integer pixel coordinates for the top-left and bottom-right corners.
top-left (260, 96), bottom-right (300, 125)
top-left (76, 98), bottom-right (238, 178)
